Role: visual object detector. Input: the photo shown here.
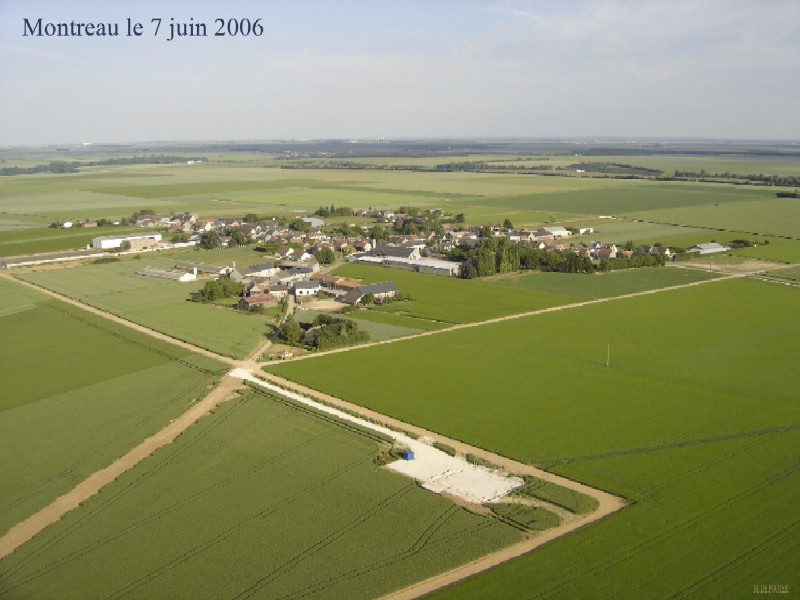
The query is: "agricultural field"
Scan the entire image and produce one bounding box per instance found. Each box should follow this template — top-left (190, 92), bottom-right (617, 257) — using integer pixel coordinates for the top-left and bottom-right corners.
top-left (0, 277), bottom-right (226, 535)
top-left (482, 267), bottom-right (720, 300)
top-left (266, 278), bottom-right (800, 597)
top-left (15, 256), bottom-right (268, 359)
top-left (332, 263), bottom-right (572, 324)
top-left (0, 226), bottom-right (143, 256)
top-left (0, 387), bottom-right (521, 600)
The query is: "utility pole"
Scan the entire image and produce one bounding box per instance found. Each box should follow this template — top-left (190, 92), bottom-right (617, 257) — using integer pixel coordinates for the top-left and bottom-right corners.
top-left (606, 343), bottom-right (610, 368)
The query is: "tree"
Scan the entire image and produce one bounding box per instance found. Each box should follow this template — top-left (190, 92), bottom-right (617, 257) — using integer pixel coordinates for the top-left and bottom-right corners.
top-left (361, 293), bottom-right (375, 305)
top-left (278, 317), bottom-right (302, 345)
top-left (230, 228), bottom-right (247, 246)
top-left (201, 231), bottom-right (219, 249)
top-left (502, 218), bottom-right (514, 230)
top-left (316, 247), bottom-right (335, 265)
top-left (454, 213), bottom-right (466, 224)
top-left (244, 213), bottom-right (259, 224)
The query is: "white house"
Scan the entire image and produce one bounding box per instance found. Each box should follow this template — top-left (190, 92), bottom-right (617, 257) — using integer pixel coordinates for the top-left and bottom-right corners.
top-left (293, 281), bottom-right (320, 297)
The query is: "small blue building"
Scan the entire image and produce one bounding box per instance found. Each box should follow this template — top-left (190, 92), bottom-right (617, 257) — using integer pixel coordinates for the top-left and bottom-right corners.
top-left (400, 450), bottom-right (415, 461)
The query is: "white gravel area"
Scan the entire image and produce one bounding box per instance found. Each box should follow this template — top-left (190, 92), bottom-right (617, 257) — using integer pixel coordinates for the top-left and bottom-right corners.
top-left (231, 368), bottom-right (523, 504)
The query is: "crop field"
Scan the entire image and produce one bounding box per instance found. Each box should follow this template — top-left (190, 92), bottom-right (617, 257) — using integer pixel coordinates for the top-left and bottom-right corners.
top-left (0, 277), bottom-right (226, 535)
top-left (0, 388), bottom-right (521, 600)
top-left (483, 267), bottom-right (720, 300)
top-left (16, 258), bottom-right (266, 358)
top-left (266, 278), bottom-right (800, 598)
top-left (0, 226), bottom-right (143, 256)
top-left (629, 197), bottom-right (800, 239)
top-left (332, 263), bottom-right (573, 324)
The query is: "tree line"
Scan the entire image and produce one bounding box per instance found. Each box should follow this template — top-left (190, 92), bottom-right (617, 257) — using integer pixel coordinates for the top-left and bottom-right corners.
top-left (0, 155), bottom-right (206, 176)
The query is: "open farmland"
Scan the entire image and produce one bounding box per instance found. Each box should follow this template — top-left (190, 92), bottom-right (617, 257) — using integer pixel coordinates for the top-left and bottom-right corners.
top-left (16, 257), bottom-right (267, 359)
top-left (482, 267), bottom-right (720, 300)
top-left (332, 263), bottom-right (572, 324)
top-left (0, 388), bottom-right (521, 600)
top-left (267, 278), bottom-right (800, 598)
top-left (0, 277), bottom-right (226, 535)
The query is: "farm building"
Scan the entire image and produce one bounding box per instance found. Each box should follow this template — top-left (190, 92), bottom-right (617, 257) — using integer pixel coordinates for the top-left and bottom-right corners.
top-left (237, 294), bottom-right (277, 311)
top-left (293, 281), bottom-right (321, 297)
top-left (338, 281), bottom-right (398, 304)
top-left (351, 254), bottom-right (461, 277)
top-left (136, 267), bottom-right (197, 282)
top-left (231, 262), bottom-right (277, 282)
top-left (0, 248), bottom-right (103, 268)
top-left (686, 242), bottom-right (730, 254)
top-left (367, 245), bottom-right (421, 260)
top-left (92, 232), bottom-right (162, 250)
top-left (175, 260), bottom-right (229, 275)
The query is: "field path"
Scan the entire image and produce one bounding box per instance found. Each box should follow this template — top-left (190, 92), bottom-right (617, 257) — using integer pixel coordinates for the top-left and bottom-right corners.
top-left (279, 271), bottom-right (741, 362)
top-left (0, 268), bottom-right (736, 592)
top-left (0, 375), bottom-right (242, 560)
top-left (0, 272), bottom-right (238, 367)
top-left (255, 371), bottom-right (625, 600)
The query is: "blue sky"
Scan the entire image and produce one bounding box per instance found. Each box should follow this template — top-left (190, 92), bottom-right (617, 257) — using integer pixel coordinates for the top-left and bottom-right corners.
top-left (1, 0), bottom-right (798, 145)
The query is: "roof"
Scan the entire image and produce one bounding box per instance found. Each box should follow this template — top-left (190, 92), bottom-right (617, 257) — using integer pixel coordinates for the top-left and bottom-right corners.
top-left (242, 294), bottom-right (276, 304)
top-left (293, 281), bottom-right (320, 290)
top-left (359, 281), bottom-right (398, 295)
top-left (243, 262), bottom-right (274, 273)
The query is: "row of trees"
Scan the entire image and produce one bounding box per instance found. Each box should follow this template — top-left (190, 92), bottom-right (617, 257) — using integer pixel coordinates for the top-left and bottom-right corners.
top-left (314, 205), bottom-right (354, 217)
top-left (450, 236), bottom-right (665, 279)
top-left (1, 155), bottom-right (205, 177)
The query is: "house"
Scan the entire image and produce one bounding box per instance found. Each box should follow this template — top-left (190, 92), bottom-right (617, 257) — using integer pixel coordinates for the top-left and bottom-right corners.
top-left (267, 284), bottom-right (290, 299)
top-left (237, 294), bottom-right (277, 311)
top-left (593, 247), bottom-right (617, 261)
top-left (293, 280), bottom-right (320, 297)
top-left (538, 226), bottom-right (571, 238)
top-left (277, 246), bottom-right (295, 259)
top-left (338, 281), bottom-right (398, 305)
top-left (578, 226), bottom-right (594, 235)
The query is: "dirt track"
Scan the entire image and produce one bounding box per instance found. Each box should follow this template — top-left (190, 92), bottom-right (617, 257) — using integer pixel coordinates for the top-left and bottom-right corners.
top-left (0, 267), bottom-right (738, 595)
top-left (282, 271), bottom-right (741, 362)
top-left (259, 372), bottom-right (626, 599)
top-left (0, 375), bottom-right (242, 560)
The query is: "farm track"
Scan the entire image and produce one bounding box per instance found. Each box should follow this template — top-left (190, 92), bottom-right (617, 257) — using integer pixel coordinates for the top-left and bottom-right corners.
top-left (281, 271), bottom-right (742, 362)
top-left (0, 267), bottom-right (755, 597)
top-left (0, 375), bottom-right (242, 561)
top-left (0, 272), bottom-right (239, 367)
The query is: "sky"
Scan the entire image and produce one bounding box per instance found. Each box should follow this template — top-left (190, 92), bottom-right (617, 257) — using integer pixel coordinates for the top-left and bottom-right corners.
top-left (1, 0), bottom-right (798, 145)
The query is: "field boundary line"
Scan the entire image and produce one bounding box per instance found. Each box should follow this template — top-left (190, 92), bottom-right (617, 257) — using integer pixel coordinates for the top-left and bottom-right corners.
top-left (251, 371), bottom-right (627, 600)
top-left (279, 272), bottom-right (741, 363)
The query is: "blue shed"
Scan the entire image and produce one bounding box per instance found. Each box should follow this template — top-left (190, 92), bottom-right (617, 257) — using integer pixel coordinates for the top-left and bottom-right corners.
top-left (400, 450), bottom-right (415, 461)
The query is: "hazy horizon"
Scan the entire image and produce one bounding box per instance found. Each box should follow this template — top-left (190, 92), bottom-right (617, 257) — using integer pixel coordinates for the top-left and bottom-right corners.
top-left (2, 0), bottom-right (799, 146)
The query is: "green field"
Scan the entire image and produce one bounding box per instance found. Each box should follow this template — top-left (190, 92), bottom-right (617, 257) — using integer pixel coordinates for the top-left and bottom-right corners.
top-left (267, 278), bottom-right (800, 597)
top-left (16, 258), bottom-right (267, 359)
top-left (0, 277), bottom-right (226, 534)
top-left (332, 263), bottom-right (572, 323)
top-left (0, 388), bottom-right (521, 600)
top-left (483, 267), bottom-right (720, 299)
top-left (0, 226), bottom-right (142, 256)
